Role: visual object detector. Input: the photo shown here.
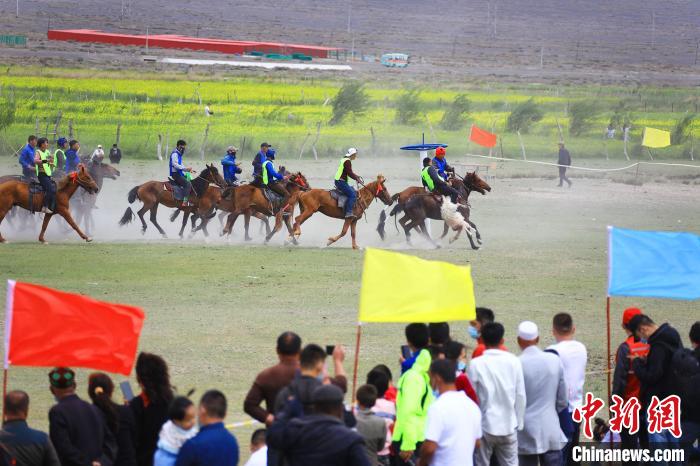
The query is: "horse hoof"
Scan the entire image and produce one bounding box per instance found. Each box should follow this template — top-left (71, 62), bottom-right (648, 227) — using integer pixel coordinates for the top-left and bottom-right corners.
top-left (141, 229), bottom-right (146, 236)
top-left (352, 245), bottom-right (360, 250)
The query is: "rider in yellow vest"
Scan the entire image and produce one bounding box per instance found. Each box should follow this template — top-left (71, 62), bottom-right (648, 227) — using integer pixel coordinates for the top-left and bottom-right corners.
top-left (421, 157), bottom-right (459, 203)
top-left (33, 137), bottom-right (57, 214)
top-left (334, 148), bottom-right (364, 218)
top-left (54, 138), bottom-right (67, 175)
top-left (261, 149), bottom-right (290, 209)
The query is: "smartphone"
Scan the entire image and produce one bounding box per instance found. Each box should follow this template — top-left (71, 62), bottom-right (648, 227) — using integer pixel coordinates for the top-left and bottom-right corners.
top-left (401, 345), bottom-right (412, 360)
top-left (326, 345), bottom-right (335, 356)
top-left (120, 381), bottom-right (135, 402)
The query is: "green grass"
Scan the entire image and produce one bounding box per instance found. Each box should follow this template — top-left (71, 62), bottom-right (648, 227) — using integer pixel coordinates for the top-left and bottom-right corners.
top-left (0, 66), bottom-right (698, 163)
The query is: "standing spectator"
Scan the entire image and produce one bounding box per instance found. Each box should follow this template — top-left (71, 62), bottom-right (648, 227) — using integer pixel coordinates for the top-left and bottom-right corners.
top-left (469, 323), bottom-right (526, 466)
top-left (0, 390), bottom-right (60, 466)
top-left (417, 359), bottom-right (481, 466)
top-left (221, 146), bottom-right (242, 186)
top-left (469, 307), bottom-right (507, 359)
top-left (154, 397), bottom-right (198, 466)
top-left (516, 321), bottom-right (567, 466)
top-left (91, 145), bottom-right (105, 164)
top-left (355, 385), bottom-right (387, 466)
top-left (678, 321), bottom-right (700, 462)
top-left (18, 135), bottom-right (37, 179)
top-left (622, 123), bottom-right (631, 142)
top-left (445, 341), bottom-right (478, 404)
top-left (393, 323), bottom-right (433, 465)
top-left (175, 390), bottom-right (239, 466)
top-left (244, 332), bottom-right (303, 426)
top-left (47, 367), bottom-right (116, 466)
top-left (428, 322), bottom-right (451, 350)
top-left (242, 429), bottom-right (267, 466)
top-left (627, 315), bottom-right (683, 450)
top-left (401, 322), bottom-right (430, 373)
top-left (366, 367), bottom-right (395, 465)
top-left (267, 385), bottom-right (369, 466)
top-left (109, 144), bottom-right (122, 164)
top-left (606, 124), bottom-right (616, 139)
top-left (557, 143), bottom-right (572, 188)
top-left (64, 140), bottom-right (81, 174)
top-left (130, 353), bottom-right (174, 466)
top-left (204, 104), bottom-right (213, 117)
top-left (547, 313), bottom-right (587, 466)
top-left (88, 373), bottom-right (137, 466)
top-left (612, 307), bottom-right (649, 449)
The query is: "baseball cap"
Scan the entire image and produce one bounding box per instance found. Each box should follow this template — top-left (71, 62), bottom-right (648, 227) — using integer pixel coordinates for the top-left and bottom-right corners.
top-left (346, 147), bottom-right (358, 157)
top-left (622, 307), bottom-right (642, 326)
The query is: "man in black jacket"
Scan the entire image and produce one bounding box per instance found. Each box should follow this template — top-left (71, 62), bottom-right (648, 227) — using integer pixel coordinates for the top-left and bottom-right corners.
top-left (627, 315), bottom-right (682, 448)
top-left (0, 390), bottom-right (60, 466)
top-left (557, 143), bottom-right (572, 188)
top-left (47, 367), bottom-right (117, 466)
top-left (268, 385), bottom-right (370, 466)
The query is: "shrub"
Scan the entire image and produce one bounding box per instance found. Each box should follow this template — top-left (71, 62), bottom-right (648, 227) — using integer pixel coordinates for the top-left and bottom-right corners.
top-left (394, 89), bottom-right (423, 125)
top-left (671, 113), bottom-right (696, 145)
top-left (329, 81), bottom-right (369, 125)
top-left (0, 98), bottom-right (16, 133)
top-left (440, 94), bottom-right (471, 130)
top-left (506, 99), bottom-right (542, 133)
top-left (569, 101), bottom-right (601, 136)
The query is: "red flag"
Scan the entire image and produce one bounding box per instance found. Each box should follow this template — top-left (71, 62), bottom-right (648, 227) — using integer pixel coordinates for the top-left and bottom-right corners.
top-left (5, 281), bottom-right (144, 375)
top-left (469, 125), bottom-right (497, 148)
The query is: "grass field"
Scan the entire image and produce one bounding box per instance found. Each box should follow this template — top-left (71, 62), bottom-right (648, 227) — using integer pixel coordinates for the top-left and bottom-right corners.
top-left (1, 67), bottom-right (699, 164)
top-left (0, 152), bottom-right (698, 459)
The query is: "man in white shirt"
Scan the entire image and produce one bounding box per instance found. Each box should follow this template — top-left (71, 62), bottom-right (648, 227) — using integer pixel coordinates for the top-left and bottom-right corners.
top-left (517, 321), bottom-right (568, 466)
top-left (418, 359), bottom-right (481, 466)
top-left (243, 428), bottom-right (267, 466)
top-left (468, 322), bottom-right (526, 466)
top-left (546, 312), bottom-right (587, 466)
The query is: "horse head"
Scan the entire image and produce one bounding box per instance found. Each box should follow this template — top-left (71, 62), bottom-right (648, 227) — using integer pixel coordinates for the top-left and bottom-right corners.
top-left (204, 164), bottom-right (226, 188)
top-left (463, 171), bottom-right (491, 195)
top-left (290, 172), bottom-right (310, 191)
top-left (73, 164), bottom-right (99, 194)
top-left (374, 174), bottom-right (393, 206)
top-left (100, 163), bottom-right (121, 180)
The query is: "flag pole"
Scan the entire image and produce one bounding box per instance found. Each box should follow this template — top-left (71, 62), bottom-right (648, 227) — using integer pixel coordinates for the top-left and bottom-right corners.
top-left (606, 295), bottom-right (612, 404)
top-left (351, 322), bottom-right (362, 402)
top-left (2, 369), bottom-right (7, 417)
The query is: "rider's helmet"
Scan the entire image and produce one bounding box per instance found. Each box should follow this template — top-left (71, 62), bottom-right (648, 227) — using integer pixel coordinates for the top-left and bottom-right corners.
top-left (435, 146), bottom-right (446, 157)
top-left (267, 148), bottom-right (276, 159)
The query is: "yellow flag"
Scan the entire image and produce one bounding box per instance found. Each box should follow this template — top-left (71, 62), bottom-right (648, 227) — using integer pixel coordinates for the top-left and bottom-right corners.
top-left (358, 248), bottom-right (476, 323)
top-left (642, 127), bottom-right (671, 148)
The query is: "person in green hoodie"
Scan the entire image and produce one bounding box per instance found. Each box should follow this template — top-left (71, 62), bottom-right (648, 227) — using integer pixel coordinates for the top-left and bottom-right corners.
top-left (393, 323), bottom-right (434, 465)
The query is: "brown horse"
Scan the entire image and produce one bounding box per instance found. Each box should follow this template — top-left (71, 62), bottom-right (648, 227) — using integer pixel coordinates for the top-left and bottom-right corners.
top-left (118, 164), bottom-right (225, 238)
top-left (0, 165), bottom-right (99, 243)
top-left (377, 171), bottom-right (492, 240)
top-left (73, 163), bottom-right (121, 236)
top-left (292, 175), bottom-right (392, 249)
top-left (219, 173), bottom-right (310, 243)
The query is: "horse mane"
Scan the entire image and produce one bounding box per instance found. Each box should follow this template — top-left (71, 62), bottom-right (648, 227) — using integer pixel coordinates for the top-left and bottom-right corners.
top-left (57, 174), bottom-right (73, 190)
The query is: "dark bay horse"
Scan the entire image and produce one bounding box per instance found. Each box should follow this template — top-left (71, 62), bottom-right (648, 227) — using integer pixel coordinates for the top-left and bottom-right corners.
top-left (292, 175), bottom-right (392, 249)
top-left (73, 163), bottom-right (121, 236)
top-left (219, 173), bottom-right (310, 243)
top-left (118, 164), bottom-right (225, 238)
top-left (378, 171), bottom-right (491, 241)
top-left (0, 165), bottom-right (99, 243)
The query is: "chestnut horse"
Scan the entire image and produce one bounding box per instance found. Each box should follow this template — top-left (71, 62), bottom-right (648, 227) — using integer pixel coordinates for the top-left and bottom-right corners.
top-left (118, 164), bottom-right (225, 238)
top-left (292, 175), bottom-right (392, 249)
top-left (0, 165), bottom-right (99, 243)
top-left (377, 171), bottom-right (491, 240)
top-left (219, 173), bottom-right (310, 244)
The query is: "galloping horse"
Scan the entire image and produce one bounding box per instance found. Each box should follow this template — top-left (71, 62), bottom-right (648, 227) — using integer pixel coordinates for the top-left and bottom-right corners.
top-left (219, 173), bottom-right (310, 243)
top-left (292, 175), bottom-right (392, 249)
top-left (0, 165), bottom-right (99, 243)
top-left (118, 164), bottom-right (225, 238)
top-left (377, 171), bottom-right (491, 240)
top-left (73, 163), bottom-right (121, 236)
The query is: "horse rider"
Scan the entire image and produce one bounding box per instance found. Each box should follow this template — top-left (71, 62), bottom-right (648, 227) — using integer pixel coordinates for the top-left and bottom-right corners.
top-left (19, 135), bottom-right (37, 180)
top-left (64, 140), bottom-right (81, 174)
top-left (421, 157), bottom-right (459, 204)
top-left (221, 145), bottom-right (242, 186)
top-left (54, 138), bottom-right (68, 175)
top-left (34, 137), bottom-right (56, 214)
top-left (261, 148), bottom-right (290, 209)
top-left (432, 146), bottom-right (454, 181)
top-left (169, 139), bottom-right (195, 207)
top-left (252, 142), bottom-right (270, 184)
top-left (334, 147), bottom-right (364, 219)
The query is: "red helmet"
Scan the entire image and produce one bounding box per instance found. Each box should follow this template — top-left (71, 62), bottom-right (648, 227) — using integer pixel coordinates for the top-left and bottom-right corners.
top-left (435, 146), bottom-right (446, 157)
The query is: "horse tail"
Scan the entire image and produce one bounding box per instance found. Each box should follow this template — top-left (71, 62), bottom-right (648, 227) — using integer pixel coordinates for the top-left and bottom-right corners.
top-left (119, 207), bottom-right (134, 226)
top-left (169, 209), bottom-right (182, 222)
top-left (376, 208), bottom-right (388, 241)
top-left (127, 185), bottom-right (139, 204)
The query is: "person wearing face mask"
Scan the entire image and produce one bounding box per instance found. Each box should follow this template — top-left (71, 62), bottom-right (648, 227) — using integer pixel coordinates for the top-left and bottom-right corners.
top-left (154, 397), bottom-right (198, 466)
top-left (469, 307), bottom-right (508, 359)
top-left (445, 341), bottom-right (478, 405)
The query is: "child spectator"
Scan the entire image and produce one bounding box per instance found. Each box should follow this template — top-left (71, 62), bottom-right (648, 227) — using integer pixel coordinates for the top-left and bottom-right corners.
top-left (153, 397), bottom-right (198, 466)
top-left (355, 385), bottom-right (388, 466)
top-left (243, 429), bottom-right (267, 466)
top-left (367, 366), bottom-right (395, 465)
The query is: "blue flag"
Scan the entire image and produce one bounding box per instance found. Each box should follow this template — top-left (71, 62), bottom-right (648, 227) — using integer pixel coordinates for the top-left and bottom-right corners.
top-left (608, 226), bottom-right (700, 300)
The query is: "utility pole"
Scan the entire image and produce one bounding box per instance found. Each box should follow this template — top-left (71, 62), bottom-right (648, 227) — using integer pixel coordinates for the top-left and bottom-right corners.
top-left (651, 11), bottom-right (656, 48)
top-left (347, 0), bottom-right (352, 34)
top-left (16, 0), bottom-right (19, 18)
top-left (540, 46), bottom-right (544, 68)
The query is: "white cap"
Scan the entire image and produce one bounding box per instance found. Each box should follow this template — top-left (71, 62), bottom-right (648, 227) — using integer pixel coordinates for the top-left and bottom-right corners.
top-left (345, 147), bottom-right (358, 157)
top-left (517, 321), bottom-right (539, 341)
top-left (97, 144), bottom-right (103, 149)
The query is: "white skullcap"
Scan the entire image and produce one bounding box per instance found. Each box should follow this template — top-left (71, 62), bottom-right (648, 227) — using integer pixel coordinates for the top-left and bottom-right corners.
top-left (346, 147), bottom-right (358, 156)
top-left (517, 321), bottom-right (539, 340)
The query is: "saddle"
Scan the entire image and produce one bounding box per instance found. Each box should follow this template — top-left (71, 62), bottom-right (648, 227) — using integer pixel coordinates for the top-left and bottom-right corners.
top-left (24, 179), bottom-right (55, 213)
top-left (329, 189), bottom-right (348, 209)
top-left (262, 187), bottom-right (289, 215)
top-left (164, 178), bottom-right (193, 202)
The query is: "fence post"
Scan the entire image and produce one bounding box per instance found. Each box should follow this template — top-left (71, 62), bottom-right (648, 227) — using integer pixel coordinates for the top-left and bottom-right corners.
top-left (116, 123), bottom-right (122, 146)
top-left (311, 122), bottom-right (321, 161)
top-left (157, 134), bottom-right (163, 161)
top-left (370, 127), bottom-right (377, 157)
top-left (52, 111), bottom-right (62, 142)
top-left (298, 132), bottom-right (312, 159)
top-left (68, 119), bottom-right (73, 139)
top-left (516, 130), bottom-right (527, 160)
top-left (200, 122), bottom-right (210, 161)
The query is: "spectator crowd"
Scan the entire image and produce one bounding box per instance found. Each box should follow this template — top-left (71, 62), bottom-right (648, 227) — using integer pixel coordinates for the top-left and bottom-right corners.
top-left (0, 308), bottom-right (698, 466)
